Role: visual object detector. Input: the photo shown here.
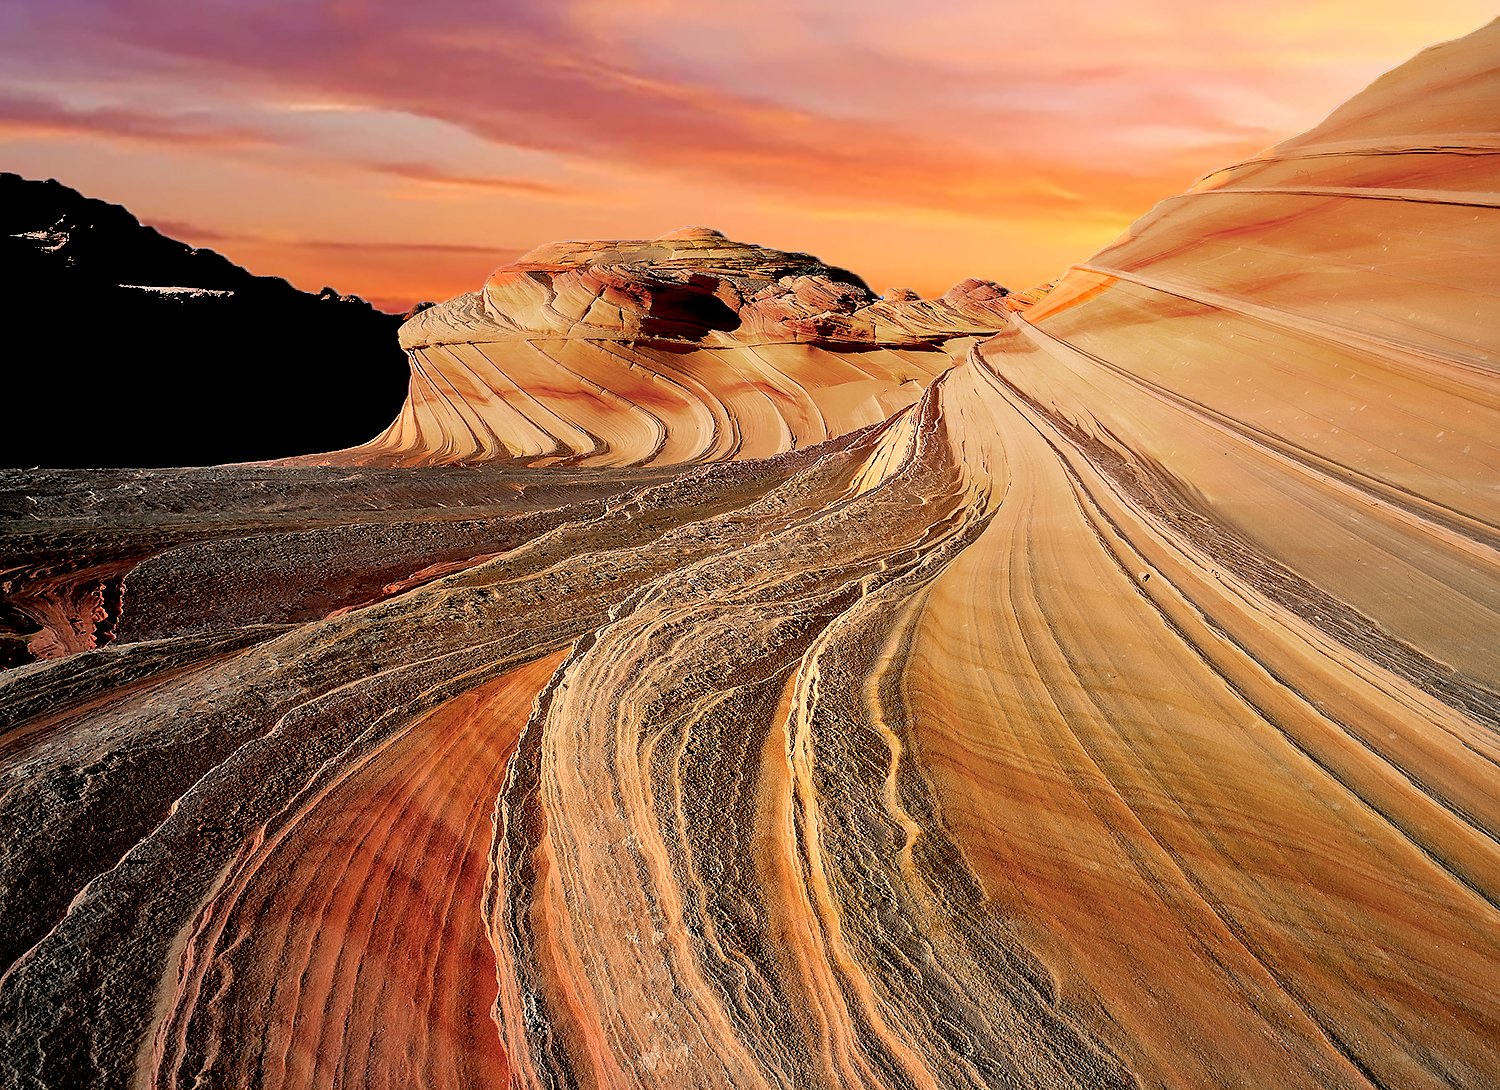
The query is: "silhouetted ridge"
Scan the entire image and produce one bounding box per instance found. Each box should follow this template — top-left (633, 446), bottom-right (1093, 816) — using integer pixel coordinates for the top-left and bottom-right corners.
top-left (1, 173), bottom-right (409, 467)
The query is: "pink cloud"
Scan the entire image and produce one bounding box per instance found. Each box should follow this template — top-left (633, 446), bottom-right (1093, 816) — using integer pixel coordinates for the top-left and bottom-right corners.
top-left (0, 93), bottom-right (271, 149)
top-left (7, 1), bottom-right (1276, 220)
top-left (7, 0), bottom-right (1488, 305)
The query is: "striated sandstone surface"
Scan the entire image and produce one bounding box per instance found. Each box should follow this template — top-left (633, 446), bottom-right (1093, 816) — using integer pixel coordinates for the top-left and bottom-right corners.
top-left (301, 227), bottom-right (1015, 467)
top-left (1, 19), bottom-right (1499, 1090)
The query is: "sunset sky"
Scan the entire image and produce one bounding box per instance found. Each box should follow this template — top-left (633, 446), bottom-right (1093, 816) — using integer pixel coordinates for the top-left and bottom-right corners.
top-left (2, 1), bottom-right (1493, 311)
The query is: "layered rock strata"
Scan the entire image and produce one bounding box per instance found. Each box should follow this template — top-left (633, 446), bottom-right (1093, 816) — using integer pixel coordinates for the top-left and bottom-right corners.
top-left (1, 19), bottom-right (1498, 1090)
top-left (302, 228), bottom-right (1016, 467)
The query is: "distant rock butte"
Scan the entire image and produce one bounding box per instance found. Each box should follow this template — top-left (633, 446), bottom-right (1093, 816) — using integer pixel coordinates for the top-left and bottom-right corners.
top-left (0, 19), bottom-right (1498, 1090)
top-left (297, 230), bottom-right (1016, 467)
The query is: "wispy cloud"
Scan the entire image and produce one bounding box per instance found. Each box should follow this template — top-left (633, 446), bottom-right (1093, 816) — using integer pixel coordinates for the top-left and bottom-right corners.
top-left (4, 0), bottom-right (1488, 304)
top-left (0, 92), bottom-right (585, 201)
top-left (146, 217), bottom-right (515, 256)
top-left (0, 92), bottom-right (271, 149)
top-left (369, 161), bottom-right (584, 198)
top-left (3, 1), bottom-right (1272, 220)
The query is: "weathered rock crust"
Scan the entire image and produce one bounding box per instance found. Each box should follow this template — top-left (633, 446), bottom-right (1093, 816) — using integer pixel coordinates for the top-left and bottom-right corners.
top-left (1, 19), bottom-right (1498, 1090)
top-left (310, 229), bottom-right (1017, 467)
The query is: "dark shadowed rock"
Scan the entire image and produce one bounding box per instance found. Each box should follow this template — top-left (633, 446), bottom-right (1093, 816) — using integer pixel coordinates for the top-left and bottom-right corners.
top-left (0, 173), bottom-right (411, 468)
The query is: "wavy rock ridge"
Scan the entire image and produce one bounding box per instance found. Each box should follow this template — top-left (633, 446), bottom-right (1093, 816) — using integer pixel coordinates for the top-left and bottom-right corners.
top-left (305, 226), bottom-right (1016, 467)
top-left (1, 19), bottom-right (1498, 1090)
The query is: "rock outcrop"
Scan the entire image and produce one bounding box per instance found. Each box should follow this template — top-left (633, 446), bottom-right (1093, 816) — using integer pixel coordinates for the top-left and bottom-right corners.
top-left (0, 19), bottom-right (1497, 1090)
top-left (305, 228), bottom-right (1015, 467)
top-left (0, 173), bottom-right (409, 468)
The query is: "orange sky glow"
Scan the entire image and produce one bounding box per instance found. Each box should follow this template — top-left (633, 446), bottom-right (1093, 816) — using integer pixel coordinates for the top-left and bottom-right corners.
top-left (2, 1), bottom-right (1493, 311)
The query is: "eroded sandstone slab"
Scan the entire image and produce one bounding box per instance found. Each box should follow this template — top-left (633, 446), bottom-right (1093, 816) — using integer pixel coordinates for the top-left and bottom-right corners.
top-left (1, 20), bottom-right (1497, 1090)
top-left (301, 229), bottom-right (1016, 467)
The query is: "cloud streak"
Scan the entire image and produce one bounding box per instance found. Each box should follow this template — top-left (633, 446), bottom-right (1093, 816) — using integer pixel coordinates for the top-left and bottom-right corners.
top-left (4, 0), bottom-right (1490, 305)
top-left (0, 92), bottom-right (271, 149)
top-left (8, 1), bottom-right (1290, 218)
top-left (146, 218), bottom-right (517, 258)
top-left (369, 161), bottom-right (584, 199)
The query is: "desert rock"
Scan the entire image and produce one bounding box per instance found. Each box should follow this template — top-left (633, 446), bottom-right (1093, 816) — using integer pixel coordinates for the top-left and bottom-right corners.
top-left (0, 20), bottom-right (1497, 1090)
top-left (311, 232), bottom-right (1013, 467)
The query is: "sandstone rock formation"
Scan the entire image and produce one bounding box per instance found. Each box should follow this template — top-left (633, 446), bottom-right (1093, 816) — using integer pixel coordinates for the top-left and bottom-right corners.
top-left (1, 19), bottom-right (1498, 1090)
top-left (301, 227), bottom-right (1015, 467)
